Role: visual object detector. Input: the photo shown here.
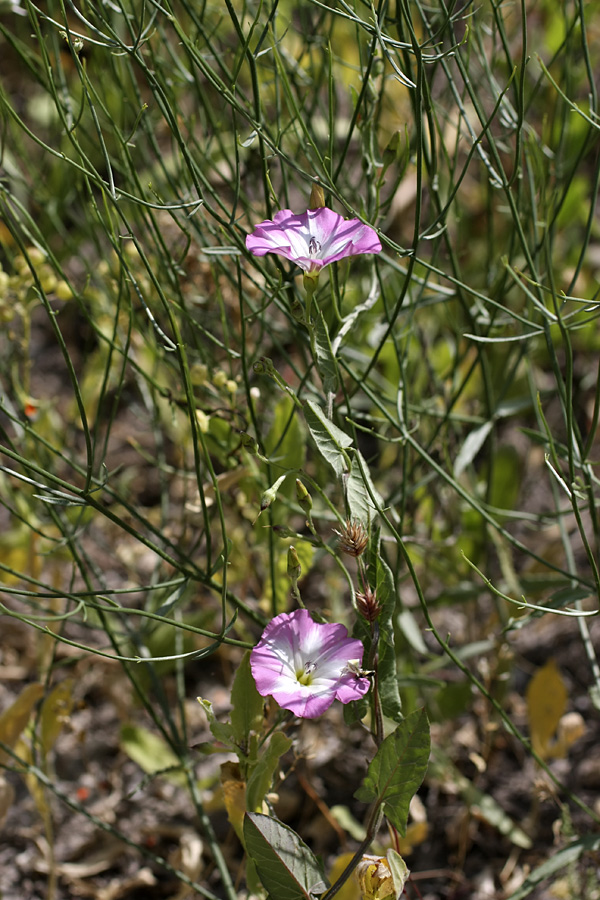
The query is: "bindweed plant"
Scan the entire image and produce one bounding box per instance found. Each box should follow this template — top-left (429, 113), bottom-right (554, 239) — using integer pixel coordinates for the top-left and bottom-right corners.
top-left (0, 1), bottom-right (600, 898)
top-left (196, 201), bottom-right (429, 898)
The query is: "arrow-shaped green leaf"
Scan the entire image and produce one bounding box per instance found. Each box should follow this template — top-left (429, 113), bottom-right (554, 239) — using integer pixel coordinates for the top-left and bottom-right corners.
top-left (313, 309), bottom-right (339, 396)
top-left (244, 812), bottom-right (328, 900)
top-left (304, 400), bottom-right (352, 477)
top-left (345, 449), bottom-right (383, 525)
top-left (355, 708), bottom-right (430, 836)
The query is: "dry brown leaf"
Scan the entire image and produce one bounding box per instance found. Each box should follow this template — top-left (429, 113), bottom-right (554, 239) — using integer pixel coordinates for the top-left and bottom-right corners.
top-left (96, 868), bottom-right (156, 900)
top-left (168, 830), bottom-right (204, 900)
top-left (31, 835), bottom-right (125, 878)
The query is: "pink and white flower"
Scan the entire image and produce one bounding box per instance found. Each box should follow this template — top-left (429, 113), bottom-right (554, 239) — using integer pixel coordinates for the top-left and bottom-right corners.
top-left (246, 207), bottom-right (382, 276)
top-left (250, 608), bottom-right (370, 718)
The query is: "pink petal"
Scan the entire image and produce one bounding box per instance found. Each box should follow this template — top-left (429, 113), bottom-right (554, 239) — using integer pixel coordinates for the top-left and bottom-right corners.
top-left (267, 684), bottom-right (336, 719)
top-left (335, 672), bottom-right (371, 704)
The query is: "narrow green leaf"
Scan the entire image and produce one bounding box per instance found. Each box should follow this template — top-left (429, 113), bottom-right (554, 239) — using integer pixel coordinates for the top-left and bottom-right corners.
top-left (153, 581), bottom-right (188, 618)
top-left (244, 812), bottom-right (328, 900)
top-left (313, 309), bottom-right (339, 395)
top-left (120, 725), bottom-right (184, 784)
top-left (230, 651), bottom-right (264, 751)
top-left (355, 709), bottom-right (430, 836)
top-left (304, 400), bottom-right (352, 477)
top-left (239, 130), bottom-right (258, 148)
top-left (505, 835), bottom-right (600, 899)
top-left (454, 420), bottom-right (493, 478)
top-left (519, 584), bottom-right (592, 619)
top-left (381, 126), bottom-right (410, 177)
top-left (197, 698), bottom-right (235, 748)
top-left (397, 609), bottom-right (428, 655)
top-left (246, 732), bottom-right (293, 813)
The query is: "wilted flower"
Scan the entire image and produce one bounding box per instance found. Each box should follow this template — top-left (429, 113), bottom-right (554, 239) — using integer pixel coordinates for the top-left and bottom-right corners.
top-left (250, 608), bottom-right (370, 718)
top-left (356, 852), bottom-right (409, 900)
top-left (246, 208), bottom-right (382, 276)
top-left (356, 855), bottom-right (395, 900)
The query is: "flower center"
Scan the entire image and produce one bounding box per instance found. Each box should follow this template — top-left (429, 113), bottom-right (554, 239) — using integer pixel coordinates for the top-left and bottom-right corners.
top-left (296, 660), bottom-right (316, 685)
top-left (308, 236), bottom-right (321, 257)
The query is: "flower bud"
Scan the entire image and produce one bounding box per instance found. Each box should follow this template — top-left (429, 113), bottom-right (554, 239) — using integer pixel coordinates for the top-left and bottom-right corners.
top-left (334, 519), bottom-right (368, 558)
top-left (309, 182), bottom-right (326, 209)
top-left (272, 524), bottom-right (297, 539)
top-left (260, 474), bottom-right (287, 512)
top-left (356, 586), bottom-right (381, 622)
top-left (23, 400), bottom-right (39, 421)
top-left (287, 545), bottom-right (302, 582)
top-left (213, 369), bottom-right (228, 389)
top-left (253, 356), bottom-right (275, 376)
top-left (195, 409), bottom-right (210, 433)
top-left (295, 479), bottom-right (313, 514)
top-left (190, 363), bottom-right (209, 386)
top-left (239, 431), bottom-right (259, 454)
top-left (55, 280), bottom-right (73, 301)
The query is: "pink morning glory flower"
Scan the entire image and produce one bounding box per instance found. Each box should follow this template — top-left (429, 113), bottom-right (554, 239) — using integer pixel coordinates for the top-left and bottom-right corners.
top-left (250, 608), bottom-right (370, 718)
top-left (246, 207), bottom-right (382, 276)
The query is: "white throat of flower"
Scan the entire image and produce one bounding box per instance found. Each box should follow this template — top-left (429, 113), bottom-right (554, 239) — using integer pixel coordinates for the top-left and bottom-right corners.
top-left (296, 660), bottom-right (317, 685)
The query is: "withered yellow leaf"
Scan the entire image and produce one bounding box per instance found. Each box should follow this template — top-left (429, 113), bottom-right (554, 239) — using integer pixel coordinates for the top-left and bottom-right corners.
top-left (526, 659), bottom-right (567, 759)
top-left (220, 761), bottom-right (246, 843)
top-left (328, 852), bottom-right (360, 900)
top-left (40, 679), bottom-right (74, 755)
top-left (0, 682), bottom-right (44, 764)
top-left (395, 821), bottom-right (429, 856)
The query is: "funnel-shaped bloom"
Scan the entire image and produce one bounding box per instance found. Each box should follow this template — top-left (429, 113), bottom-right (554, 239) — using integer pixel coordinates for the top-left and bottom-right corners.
top-left (246, 208), bottom-right (381, 276)
top-left (250, 608), bottom-right (370, 718)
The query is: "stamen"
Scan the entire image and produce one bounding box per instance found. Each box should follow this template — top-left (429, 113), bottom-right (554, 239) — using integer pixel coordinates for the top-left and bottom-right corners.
top-left (297, 660), bottom-right (317, 685)
top-left (308, 236), bottom-right (321, 256)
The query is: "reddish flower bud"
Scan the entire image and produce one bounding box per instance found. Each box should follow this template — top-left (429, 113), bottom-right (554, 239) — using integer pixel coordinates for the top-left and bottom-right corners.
top-left (356, 585), bottom-right (381, 622)
top-left (334, 519), bottom-right (369, 558)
